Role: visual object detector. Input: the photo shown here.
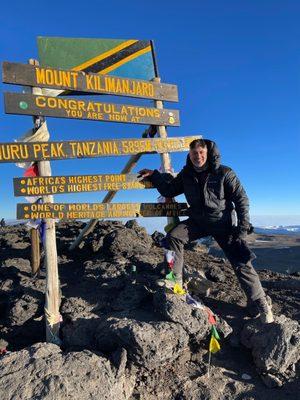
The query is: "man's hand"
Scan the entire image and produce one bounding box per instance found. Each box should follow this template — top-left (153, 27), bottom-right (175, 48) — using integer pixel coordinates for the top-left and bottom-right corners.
top-left (137, 169), bottom-right (154, 179)
top-left (231, 223), bottom-right (254, 240)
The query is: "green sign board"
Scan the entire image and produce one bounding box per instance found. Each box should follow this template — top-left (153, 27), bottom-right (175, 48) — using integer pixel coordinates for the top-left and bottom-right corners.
top-left (37, 37), bottom-right (156, 80)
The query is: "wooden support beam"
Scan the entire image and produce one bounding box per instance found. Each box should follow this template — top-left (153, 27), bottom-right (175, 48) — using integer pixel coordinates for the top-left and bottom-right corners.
top-left (153, 76), bottom-right (177, 228)
top-left (29, 59), bottom-right (61, 345)
top-left (30, 227), bottom-right (40, 276)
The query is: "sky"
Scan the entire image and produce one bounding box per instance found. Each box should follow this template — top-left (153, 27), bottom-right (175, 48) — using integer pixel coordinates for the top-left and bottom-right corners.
top-left (0, 0), bottom-right (300, 231)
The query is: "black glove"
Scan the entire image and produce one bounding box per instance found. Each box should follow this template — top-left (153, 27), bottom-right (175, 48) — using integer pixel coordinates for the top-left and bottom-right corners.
top-left (232, 223), bottom-right (254, 240)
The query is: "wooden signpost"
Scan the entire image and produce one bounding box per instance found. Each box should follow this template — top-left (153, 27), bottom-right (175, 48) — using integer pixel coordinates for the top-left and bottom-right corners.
top-left (4, 93), bottom-right (180, 126)
top-left (0, 136), bottom-right (198, 163)
top-left (17, 202), bottom-right (188, 220)
top-left (2, 62), bottom-right (178, 102)
top-left (14, 173), bottom-right (154, 196)
top-left (2, 37), bottom-right (200, 345)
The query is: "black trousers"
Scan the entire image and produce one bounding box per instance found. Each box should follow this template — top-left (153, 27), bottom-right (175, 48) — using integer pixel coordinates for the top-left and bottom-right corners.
top-left (166, 218), bottom-right (265, 302)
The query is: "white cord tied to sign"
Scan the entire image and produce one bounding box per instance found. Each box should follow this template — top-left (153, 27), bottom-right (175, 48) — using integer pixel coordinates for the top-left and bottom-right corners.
top-left (15, 121), bottom-right (50, 169)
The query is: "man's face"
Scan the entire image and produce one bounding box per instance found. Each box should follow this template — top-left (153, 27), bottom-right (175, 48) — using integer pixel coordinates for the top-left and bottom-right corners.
top-left (189, 145), bottom-right (208, 168)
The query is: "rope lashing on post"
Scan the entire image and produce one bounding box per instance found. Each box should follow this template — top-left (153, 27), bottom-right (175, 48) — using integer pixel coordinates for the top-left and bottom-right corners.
top-left (44, 307), bottom-right (62, 346)
top-left (44, 307), bottom-right (62, 327)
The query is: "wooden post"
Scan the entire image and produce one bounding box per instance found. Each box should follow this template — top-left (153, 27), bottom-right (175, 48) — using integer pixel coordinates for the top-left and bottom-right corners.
top-left (29, 59), bottom-right (61, 344)
top-left (150, 41), bottom-right (177, 228)
top-left (153, 76), bottom-right (177, 227)
top-left (30, 228), bottom-right (40, 276)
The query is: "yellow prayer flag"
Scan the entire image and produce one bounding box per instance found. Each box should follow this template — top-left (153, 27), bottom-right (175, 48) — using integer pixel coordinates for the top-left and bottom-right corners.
top-left (173, 283), bottom-right (186, 295)
top-left (209, 335), bottom-right (221, 354)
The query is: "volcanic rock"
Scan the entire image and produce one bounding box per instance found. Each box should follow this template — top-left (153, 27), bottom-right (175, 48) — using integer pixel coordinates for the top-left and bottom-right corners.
top-left (95, 316), bottom-right (189, 369)
top-left (103, 225), bottom-right (152, 257)
top-left (241, 314), bottom-right (300, 385)
top-left (0, 342), bottom-right (135, 400)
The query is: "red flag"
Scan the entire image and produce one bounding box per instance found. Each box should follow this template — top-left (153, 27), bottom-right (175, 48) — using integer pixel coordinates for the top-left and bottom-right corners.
top-left (24, 163), bottom-right (39, 177)
top-left (206, 307), bottom-right (217, 325)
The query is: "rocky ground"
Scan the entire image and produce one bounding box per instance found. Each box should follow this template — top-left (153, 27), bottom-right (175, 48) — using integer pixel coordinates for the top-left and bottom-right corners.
top-left (0, 220), bottom-right (299, 400)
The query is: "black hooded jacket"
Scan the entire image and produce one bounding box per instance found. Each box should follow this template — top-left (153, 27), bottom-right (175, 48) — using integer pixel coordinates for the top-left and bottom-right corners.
top-left (149, 140), bottom-right (250, 229)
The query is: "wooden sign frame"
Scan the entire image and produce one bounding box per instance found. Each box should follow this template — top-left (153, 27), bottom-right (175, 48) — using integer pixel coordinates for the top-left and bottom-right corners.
top-left (17, 202), bottom-right (189, 220)
top-left (0, 136), bottom-right (199, 163)
top-left (4, 93), bottom-right (180, 126)
top-left (2, 61), bottom-right (178, 102)
top-left (13, 173), bottom-right (154, 196)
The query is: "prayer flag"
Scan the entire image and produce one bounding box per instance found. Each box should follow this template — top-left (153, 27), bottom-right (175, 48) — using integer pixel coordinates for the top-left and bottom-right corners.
top-left (209, 335), bottom-right (221, 354)
top-left (211, 325), bottom-right (220, 340)
top-left (173, 283), bottom-right (186, 295)
top-left (166, 271), bottom-right (176, 282)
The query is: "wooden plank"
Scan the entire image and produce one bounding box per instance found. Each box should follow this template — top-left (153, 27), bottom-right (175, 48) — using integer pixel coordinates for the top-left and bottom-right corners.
top-left (14, 173), bottom-right (154, 196)
top-left (30, 228), bottom-right (40, 276)
top-left (4, 93), bottom-right (180, 126)
top-left (2, 62), bottom-right (179, 102)
top-left (0, 136), bottom-right (199, 163)
top-left (153, 75), bottom-right (177, 229)
top-left (17, 202), bottom-right (189, 220)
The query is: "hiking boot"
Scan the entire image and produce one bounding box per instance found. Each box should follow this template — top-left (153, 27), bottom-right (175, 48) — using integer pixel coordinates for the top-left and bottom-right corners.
top-left (255, 296), bottom-right (274, 323)
top-left (246, 295), bottom-right (272, 318)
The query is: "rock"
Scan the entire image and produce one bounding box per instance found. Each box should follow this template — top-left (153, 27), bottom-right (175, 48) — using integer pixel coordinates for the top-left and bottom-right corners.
top-left (0, 338), bottom-right (8, 349)
top-left (153, 289), bottom-right (232, 340)
top-left (3, 258), bottom-right (31, 273)
top-left (241, 314), bottom-right (300, 376)
top-left (103, 227), bottom-right (152, 257)
top-left (261, 279), bottom-right (300, 291)
top-left (186, 241), bottom-right (208, 253)
top-left (241, 373), bottom-right (252, 380)
top-left (214, 315), bottom-right (233, 338)
top-left (111, 284), bottom-right (151, 311)
top-left (95, 316), bottom-right (189, 369)
top-left (62, 317), bottom-right (100, 348)
top-left (8, 293), bottom-right (43, 326)
top-left (151, 230), bottom-right (165, 246)
top-left (260, 373), bottom-right (283, 388)
top-left (124, 219), bottom-right (139, 229)
top-left (205, 265), bottom-right (226, 283)
top-left (0, 343), bottom-right (135, 400)
top-left (61, 297), bottom-right (96, 320)
top-left (153, 289), bottom-right (210, 339)
top-left (187, 274), bottom-right (214, 297)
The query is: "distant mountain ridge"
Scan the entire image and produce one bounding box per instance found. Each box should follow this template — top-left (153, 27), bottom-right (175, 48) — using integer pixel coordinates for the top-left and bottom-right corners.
top-left (2, 220), bottom-right (300, 236)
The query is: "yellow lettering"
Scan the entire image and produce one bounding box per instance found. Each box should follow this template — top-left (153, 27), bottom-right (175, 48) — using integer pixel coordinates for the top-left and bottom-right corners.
top-left (36, 96), bottom-right (46, 108)
top-left (35, 68), bottom-right (46, 85)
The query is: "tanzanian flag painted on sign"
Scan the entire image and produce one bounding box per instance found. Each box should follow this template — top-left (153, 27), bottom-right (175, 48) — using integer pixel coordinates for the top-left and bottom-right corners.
top-left (37, 37), bottom-right (156, 80)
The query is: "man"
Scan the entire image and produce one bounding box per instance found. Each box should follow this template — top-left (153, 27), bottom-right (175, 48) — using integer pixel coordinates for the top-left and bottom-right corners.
top-left (138, 139), bottom-right (274, 323)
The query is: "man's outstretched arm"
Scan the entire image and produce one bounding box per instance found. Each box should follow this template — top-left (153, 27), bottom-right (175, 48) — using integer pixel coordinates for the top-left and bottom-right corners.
top-left (138, 169), bottom-right (184, 198)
